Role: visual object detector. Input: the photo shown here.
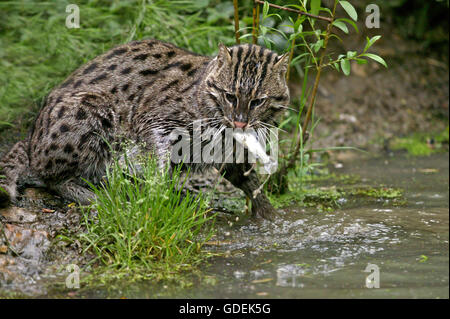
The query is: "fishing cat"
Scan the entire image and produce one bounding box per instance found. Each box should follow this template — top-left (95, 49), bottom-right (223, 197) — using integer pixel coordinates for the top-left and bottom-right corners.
top-left (0, 39), bottom-right (290, 219)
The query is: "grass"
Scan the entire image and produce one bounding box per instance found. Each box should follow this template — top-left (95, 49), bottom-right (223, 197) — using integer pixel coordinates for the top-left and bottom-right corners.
top-left (0, 0), bottom-right (238, 130)
top-left (79, 152), bottom-right (215, 280)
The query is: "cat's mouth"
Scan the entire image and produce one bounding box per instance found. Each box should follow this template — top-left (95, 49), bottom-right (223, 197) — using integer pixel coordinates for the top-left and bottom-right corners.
top-left (222, 116), bottom-right (252, 130)
top-left (233, 121), bottom-right (248, 129)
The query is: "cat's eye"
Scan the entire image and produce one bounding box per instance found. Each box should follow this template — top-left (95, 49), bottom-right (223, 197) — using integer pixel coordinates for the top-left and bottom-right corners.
top-left (225, 93), bottom-right (237, 105)
top-left (249, 98), bottom-right (266, 110)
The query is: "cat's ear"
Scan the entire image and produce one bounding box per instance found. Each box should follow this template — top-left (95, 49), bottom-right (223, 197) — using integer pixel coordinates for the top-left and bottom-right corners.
top-left (274, 52), bottom-right (290, 74)
top-left (217, 43), bottom-right (232, 68)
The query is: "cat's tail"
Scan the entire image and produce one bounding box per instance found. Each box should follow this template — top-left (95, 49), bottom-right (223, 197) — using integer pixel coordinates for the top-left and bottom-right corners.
top-left (0, 140), bottom-right (30, 207)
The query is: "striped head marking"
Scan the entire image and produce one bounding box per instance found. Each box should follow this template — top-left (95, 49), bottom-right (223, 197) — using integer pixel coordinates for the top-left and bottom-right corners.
top-left (204, 43), bottom-right (290, 129)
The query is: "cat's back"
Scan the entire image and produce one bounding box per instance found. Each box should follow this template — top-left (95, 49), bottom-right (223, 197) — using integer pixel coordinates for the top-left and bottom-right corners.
top-left (51, 39), bottom-right (209, 98)
top-left (27, 39), bottom-right (210, 178)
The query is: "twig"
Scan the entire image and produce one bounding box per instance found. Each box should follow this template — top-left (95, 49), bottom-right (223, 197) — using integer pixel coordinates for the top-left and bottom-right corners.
top-left (300, 1), bottom-right (337, 144)
top-left (273, 0), bottom-right (337, 187)
top-left (255, 3), bottom-right (260, 41)
top-left (233, 0), bottom-right (241, 44)
top-left (252, 0), bottom-right (258, 44)
top-left (285, 14), bottom-right (300, 81)
top-left (254, 0), bottom-right (332, 22)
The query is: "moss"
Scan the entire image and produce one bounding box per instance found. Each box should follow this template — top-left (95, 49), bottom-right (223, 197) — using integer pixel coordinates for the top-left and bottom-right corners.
top-left (269, 167), bottom-right (405, 211)
top-left (390, 127), bottom-right (449, 156)
top-left (302, 169), bottom-right (361, 185)
top-left (348, 186), bottom-right (403, 199)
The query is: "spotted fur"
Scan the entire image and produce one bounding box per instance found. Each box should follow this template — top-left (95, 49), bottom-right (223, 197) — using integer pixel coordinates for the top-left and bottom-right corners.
top-left (0, 39), bottom-right (290, 219)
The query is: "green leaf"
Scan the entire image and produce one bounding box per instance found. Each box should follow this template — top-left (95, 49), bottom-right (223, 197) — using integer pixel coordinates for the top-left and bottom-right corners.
top-left (346, 50), bottom-right (357, 58)
top-left (336, 18), bottom-right (359, 33)
top-left (263, 1), bottom-right (269, 17)
top-left (291, 52), bottom-right (310, 65)
top-left (0, 121), bottom-right (13, 127)
top-left (320, 7), bottom-right (332, 16)
top-left (312, 39), bottom-right (324, 53)
top-left (285, 4), bottom-right (306, 11)
top-left (311, 0), bottom-right (321, 16)
top-left (340, 59), bottom-right (350, 75)
top-left (339, 1), bottom-right (358, 21)
top-left (329, 33), bottom-right (343, 43)
top-left (333, 20), bottom-right (348, 33)
top-left (263, 37), bottom-right (272, 50)
top-left (260, 25), bottom-right (267, 35)
top-left (294, 17), bottom-right (303, 33)
top-left (361, 53), bottom-right (387, 67)
top-left (239, 33), bottom-right (254, 39)
top-left (266, 13), bottom-right (282, 21)
top-left (364, 35), bottom-right (382, 52)
top-left (355, 58), bottom-right (368, 65)
top-left (333, 62), bottom-right (340, 71)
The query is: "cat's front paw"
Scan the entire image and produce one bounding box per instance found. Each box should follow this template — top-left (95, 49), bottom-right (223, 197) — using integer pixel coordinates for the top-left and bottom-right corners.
top-left (251, 201), bottom-right (278, 221)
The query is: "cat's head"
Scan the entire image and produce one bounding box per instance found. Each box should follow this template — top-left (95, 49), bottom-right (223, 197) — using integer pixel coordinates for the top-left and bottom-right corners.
top-left (201, 43), bottom-right (290, 130)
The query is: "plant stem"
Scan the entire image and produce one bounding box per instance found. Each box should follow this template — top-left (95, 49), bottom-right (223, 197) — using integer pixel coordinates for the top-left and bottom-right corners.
top-left (256, 3), bottom-right (260, 41)
top-left (300, 1), bottom-right (337, 144)
top-left (233, 0), bottom-right (241, 44)
top-left (285, 15), bottom-right (300, 81)
top-left (252, 1), bottom-right (260, 44)
top-left (254, 0), bottom-right (332, 22)
top-left (270, 1), bottom-right (337, 193)
top-left (252, 0), bottom-right (257, 44)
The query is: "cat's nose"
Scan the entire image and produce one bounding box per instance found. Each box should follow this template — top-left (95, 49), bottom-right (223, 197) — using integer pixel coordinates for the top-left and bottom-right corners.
top-left (234, 121), bottom-right (247, 129)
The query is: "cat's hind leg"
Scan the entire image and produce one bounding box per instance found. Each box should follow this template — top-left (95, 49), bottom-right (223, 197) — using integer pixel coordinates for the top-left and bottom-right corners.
top-left (29, 90), bottom-right (119, 204)
top-left (49, 179), bottom-right (96, 205)
top-left (0, 141), bottom-right (30, 206)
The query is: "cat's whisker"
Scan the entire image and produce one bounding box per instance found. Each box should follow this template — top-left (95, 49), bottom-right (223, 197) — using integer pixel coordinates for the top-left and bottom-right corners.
top-left (273, 104), bottom-right (298, 113)
top-left (256, 121), bottom-right (286, 134)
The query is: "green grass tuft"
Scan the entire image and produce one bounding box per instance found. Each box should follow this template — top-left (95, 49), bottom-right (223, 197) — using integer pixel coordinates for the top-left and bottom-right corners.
top-left (79, 154), bottom-right (215, 279)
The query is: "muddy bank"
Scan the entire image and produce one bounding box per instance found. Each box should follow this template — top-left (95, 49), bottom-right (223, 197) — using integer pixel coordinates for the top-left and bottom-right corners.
top-left (0, 188), bottom-right (94, 296)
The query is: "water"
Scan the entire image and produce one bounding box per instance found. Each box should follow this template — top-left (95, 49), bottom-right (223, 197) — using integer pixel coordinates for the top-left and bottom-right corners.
top-left (74, 153), bottom-right (448, 299)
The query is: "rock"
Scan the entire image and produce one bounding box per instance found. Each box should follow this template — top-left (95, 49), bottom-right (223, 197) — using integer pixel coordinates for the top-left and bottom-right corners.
top-left (0, 255), bottom-right (20, 284)
top-left (0, 206), bottom-right (37, 223)
top-left (3, 223), bottom-right (50, 260)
